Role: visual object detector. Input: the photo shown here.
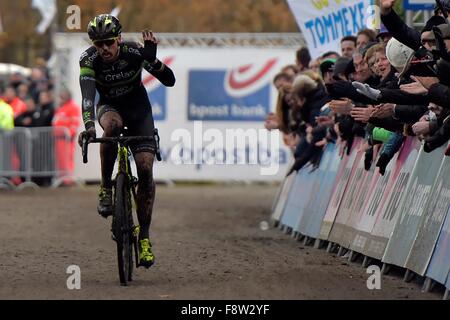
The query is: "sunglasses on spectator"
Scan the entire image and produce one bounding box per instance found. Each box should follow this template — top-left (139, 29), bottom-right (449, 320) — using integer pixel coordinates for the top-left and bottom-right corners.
top-left (93, 38), bottom-right (117, 47)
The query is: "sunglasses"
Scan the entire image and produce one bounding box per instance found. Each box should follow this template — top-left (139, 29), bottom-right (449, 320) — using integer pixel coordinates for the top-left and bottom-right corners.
top-left (93, 38), bottom-right (117, 47)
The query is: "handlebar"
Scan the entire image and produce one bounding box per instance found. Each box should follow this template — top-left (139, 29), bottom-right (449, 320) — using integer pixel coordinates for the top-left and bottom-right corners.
top-left (81, 131), bottom-right (162, 163)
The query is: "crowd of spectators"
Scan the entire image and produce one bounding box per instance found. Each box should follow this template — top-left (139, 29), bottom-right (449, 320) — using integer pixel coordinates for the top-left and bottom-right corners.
top-left (265, 0), bottom-right (450, 177)
top-left (0, 58), bottom-right (80, 186)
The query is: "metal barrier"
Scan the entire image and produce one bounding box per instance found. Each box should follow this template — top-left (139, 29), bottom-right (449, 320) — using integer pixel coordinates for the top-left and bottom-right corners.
top-left (0, 127), bottom-right (78, 190)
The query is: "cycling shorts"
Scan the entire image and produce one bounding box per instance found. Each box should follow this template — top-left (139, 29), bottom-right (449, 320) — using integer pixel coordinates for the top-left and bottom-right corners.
top-left (97, 94), bottom-right (157, 155)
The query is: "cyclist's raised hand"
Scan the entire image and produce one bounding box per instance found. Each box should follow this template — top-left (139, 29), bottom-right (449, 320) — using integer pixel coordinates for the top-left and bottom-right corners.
top-left (141, 29), bottom-right (158, 63)
top-left (78, 127), bottom-right (97, 147)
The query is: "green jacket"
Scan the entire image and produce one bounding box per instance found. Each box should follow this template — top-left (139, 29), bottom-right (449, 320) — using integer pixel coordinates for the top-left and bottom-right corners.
top-left (0, 99), bottom-right (14, 131)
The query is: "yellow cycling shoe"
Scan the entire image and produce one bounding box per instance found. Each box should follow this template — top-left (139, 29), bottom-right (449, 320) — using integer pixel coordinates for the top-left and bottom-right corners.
top-left (139, 238), bottom-right (155, 269)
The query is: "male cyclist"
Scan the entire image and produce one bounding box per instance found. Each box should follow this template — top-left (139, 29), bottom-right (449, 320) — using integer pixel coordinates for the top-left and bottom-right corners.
top-left (78, 14), bottom-right (175, 268)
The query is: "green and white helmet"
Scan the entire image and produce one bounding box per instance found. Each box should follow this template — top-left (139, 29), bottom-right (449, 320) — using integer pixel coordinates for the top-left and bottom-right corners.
top-left (87, 14), bottom-right (122, 42)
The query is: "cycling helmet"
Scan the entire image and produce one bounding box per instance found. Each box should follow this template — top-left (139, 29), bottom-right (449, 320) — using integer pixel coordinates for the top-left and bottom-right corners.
top-left (87, 14), bottom-right (122, 41)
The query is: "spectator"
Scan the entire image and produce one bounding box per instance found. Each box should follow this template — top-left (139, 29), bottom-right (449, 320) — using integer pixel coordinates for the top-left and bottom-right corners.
top-left (36, 90), bottom-right (55, 127)
top-left (356, 29), bottom-right (377, 51)
top-left (319, 59), bottom-right (336, 85)
top-left (52, 89), bottom-right (81, 185)
top-left (340, 36), bottom-right (357, 58)
top-left (17, 84), bottom-right (29, 101)
top-left (3, 86), bottom-right (27, 119)
top-left (321, 51), bottom-right (340, 61)
top-left (308, 58), bottom-right (321, 74)
top-left (0, 96), bottom-right (14, 176)
top-left (28, 67), bottom-right (49, 103)
top-left (296, 47), bottom-right (311, 72)
top-left (281, 65), bottom-right (299, 78)
top-left (273, 72), bottom-right (293, 90)
top-left (376, 24), bottom-right (392, 44)
top-left (8, 72), bottom-right (24, 91)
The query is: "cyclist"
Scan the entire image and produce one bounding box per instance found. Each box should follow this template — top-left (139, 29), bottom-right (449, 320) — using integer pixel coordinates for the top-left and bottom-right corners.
top-left (78, 14), bottom-right (175, 268)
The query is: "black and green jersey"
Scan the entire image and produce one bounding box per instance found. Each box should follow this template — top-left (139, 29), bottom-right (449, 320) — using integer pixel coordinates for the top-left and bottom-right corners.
top-left (79, 41), bottom-right (175, 129)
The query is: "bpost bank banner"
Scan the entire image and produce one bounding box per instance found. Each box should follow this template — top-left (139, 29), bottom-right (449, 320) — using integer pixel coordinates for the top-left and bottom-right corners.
top-left (57, 34), bottom-right (294, 181)
top-left (287, 0), bottom-right (374, 58)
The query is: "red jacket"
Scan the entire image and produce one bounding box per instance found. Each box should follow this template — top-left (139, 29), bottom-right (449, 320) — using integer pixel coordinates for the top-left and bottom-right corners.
top-left (3, 97), bottom-right (27, 118)
top-left (52, 99), bottom-right (81, 138)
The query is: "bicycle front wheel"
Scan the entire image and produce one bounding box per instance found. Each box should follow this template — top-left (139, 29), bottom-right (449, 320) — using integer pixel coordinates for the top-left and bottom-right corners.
top-left (113, 173), bottom-right (133, 286)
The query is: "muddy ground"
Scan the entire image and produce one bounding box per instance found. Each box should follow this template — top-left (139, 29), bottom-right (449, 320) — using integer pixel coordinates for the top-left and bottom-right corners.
top-left (0, 184), bottom-right (442, 300)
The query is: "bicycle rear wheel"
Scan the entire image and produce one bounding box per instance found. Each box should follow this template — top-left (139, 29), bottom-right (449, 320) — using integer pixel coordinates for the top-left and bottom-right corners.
top-left (113, 173), bottom-right (134, 286)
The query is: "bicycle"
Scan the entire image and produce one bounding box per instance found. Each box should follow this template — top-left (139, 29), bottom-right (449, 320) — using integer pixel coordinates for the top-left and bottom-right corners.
top-left (81, 129), bottom-right (162, 286)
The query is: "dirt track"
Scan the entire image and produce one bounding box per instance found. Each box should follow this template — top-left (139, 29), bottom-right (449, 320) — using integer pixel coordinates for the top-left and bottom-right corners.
top-left (0, 184), bottom-right (442, 300)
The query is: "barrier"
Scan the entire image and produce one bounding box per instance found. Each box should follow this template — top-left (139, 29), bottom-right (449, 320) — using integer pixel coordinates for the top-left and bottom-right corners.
top-left (363, 138), bottom-right (421, 259)
top-left (322, 138), bottom-right (362, 243)
top-left (0, 127), bottom-right (75, 189)
top-left (318, 139), bottom-right (361, 240)
top-left (382, 144), bottom-right (445, 268)
top-left (425, 202), bottom-right (450, 287)
top-left (279, 164), bottom-right (318, 231)
top-left (328, 143), bottom-right (371, 248)
top-left (270, 137), bottom-right (450, 297)
top-left (405, 156), bottom-right (450, 276)
top-left (298, 143), bottom-right (340, 238)
top-left (270, 159), bottom-right (296, 224)
top-left (348, 150), bottom-right (396, 254)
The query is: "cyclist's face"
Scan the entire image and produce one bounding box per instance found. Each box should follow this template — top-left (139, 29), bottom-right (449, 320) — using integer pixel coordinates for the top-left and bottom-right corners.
top-left (95, 37), bottom-right (120, 62)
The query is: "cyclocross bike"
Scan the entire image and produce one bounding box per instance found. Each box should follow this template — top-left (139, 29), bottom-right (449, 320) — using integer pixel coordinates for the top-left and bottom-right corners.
top-left (81, 129), bottom-right (161, 286)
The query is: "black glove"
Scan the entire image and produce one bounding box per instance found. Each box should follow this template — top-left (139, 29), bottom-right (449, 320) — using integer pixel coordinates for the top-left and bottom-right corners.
top-left (141, 30), bottom-right (158, 63)
top-left (78, 127), bottom-right (96, 147)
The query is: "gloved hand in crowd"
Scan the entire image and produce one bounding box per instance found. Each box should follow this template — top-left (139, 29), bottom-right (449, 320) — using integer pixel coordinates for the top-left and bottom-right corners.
top-left (78, 127), bottom-right (96, 147)
top-left (352, 82), bottom-right (381, 101)
top-left (141, 29), bottom-right (158, 63)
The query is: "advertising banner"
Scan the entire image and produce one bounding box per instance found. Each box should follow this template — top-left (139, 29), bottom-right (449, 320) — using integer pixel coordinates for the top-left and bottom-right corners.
top-left (280, 169), bottom-right (313, 230)
top-left (425, 202), bottom-right (450, 286)
top-left (287, 0), bottom-right (374, 58)
top-left (318, 139), bottom-right (362, 240)
top-left (54, 34), bottom-right (295, 181)
top-left (271, 162), bottom-right (296, 223)
top-left (349, 153), bottom-right (396, 253)
top-left (405, 155), bottom-right (450, 276)
top-left (327, 144), bottom-right (366, 247)
top-left (299, 143), bottom-right (340, 238)
top-left (382, 145), bottom-right (445, 268)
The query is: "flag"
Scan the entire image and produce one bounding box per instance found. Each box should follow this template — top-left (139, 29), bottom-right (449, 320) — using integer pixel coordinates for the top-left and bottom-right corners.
top-left (110, 6), bottom-right (121, 18)
top-left (31, 0), bottom-right (57, 34)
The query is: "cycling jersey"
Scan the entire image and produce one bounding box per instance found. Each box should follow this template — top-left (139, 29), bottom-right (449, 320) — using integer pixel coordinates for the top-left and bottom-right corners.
top-left (79, 41), bottom-right (175, 130)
